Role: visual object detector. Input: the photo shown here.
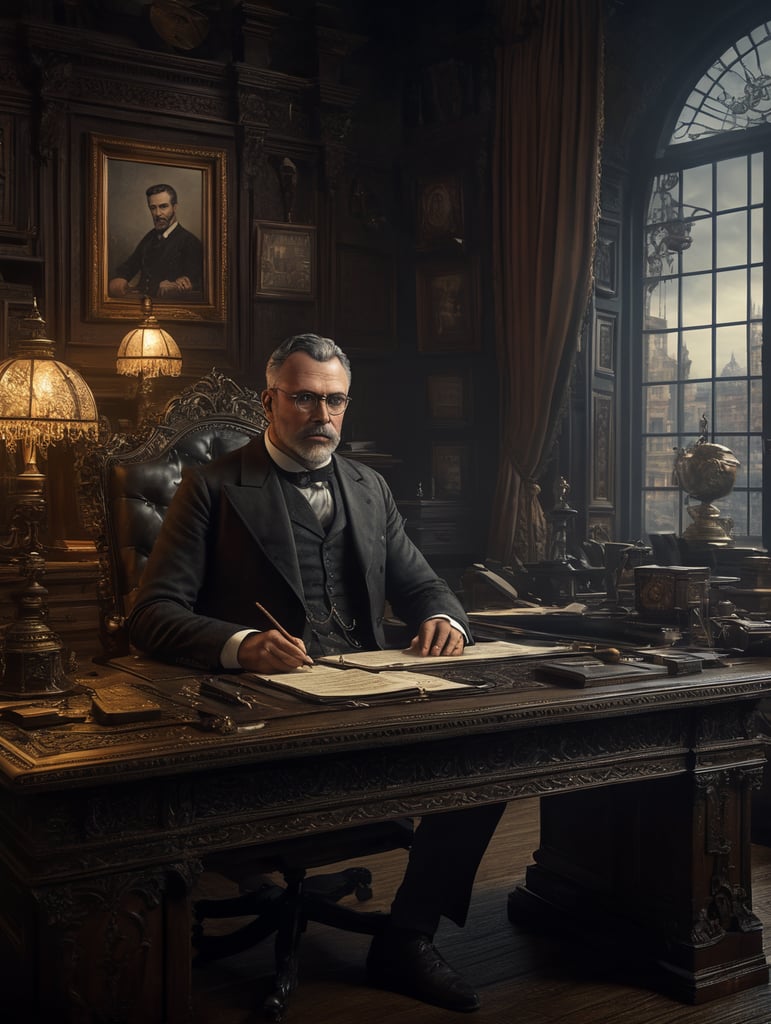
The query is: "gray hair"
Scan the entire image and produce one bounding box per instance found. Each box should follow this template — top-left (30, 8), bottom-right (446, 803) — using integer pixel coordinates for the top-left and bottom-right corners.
top-left (266, 333), bottom-right (352, 387)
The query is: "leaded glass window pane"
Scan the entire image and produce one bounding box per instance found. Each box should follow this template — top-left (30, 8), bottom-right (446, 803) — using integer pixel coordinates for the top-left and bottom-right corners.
top-left (640, 152), bottom-right (762, 543)
top-left (670, 22), bottom-right (771, 144)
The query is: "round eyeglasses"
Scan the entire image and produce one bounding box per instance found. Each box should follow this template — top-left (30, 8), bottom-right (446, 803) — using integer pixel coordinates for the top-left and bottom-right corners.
top-left (270, 387), bottom-right (352, 415)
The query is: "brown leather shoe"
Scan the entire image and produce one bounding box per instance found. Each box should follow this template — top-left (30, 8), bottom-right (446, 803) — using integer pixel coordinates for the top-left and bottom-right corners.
top-left (366, 932), bottom-right (480, 1012)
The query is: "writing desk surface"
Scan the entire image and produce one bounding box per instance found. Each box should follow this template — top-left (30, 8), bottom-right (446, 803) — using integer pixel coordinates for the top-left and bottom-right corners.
top-left (0, 654), bottom-right (768, 1014)
top-left (0, 654), bottom-right (768, 790)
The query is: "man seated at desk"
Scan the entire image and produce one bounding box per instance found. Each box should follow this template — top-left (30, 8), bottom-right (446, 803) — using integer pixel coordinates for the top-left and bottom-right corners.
top-left (128, 332), bottom-right (504, 1013)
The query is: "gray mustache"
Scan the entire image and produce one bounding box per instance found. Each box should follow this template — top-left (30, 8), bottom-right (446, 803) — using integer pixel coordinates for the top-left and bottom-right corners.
top-left (301, 428), bottom-right (337, 440)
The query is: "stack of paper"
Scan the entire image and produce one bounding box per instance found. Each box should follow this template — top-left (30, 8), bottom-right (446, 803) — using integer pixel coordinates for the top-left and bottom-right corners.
top-left (317, 639), bottom-right (571, 671)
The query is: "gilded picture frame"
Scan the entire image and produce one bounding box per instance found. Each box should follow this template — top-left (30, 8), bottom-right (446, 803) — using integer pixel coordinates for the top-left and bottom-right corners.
top-left (87, 133), bottom-right (228, 322)
top-left (255, 221), bottom-right (316, 300)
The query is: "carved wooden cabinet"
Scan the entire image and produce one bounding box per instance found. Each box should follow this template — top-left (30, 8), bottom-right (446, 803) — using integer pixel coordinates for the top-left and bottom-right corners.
top-left (398, 498), bottom-right (474, 556)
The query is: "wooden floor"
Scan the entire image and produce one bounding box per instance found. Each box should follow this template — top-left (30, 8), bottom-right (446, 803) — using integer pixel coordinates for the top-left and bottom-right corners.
top-left (192, 798), bottom-right (771, 1023)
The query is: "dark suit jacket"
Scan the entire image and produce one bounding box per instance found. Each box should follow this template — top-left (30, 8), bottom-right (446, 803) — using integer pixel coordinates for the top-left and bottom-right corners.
top-left (114, 223), bottom-right (203, 298)
top-left (127, 435), bottom-right (470, 671)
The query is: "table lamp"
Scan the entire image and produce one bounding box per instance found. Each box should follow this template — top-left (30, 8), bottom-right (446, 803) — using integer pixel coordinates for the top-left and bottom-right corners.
top-left (0, 299), bottom-right (99, 697)
top-left (116, 296), bottom-right (182, 421)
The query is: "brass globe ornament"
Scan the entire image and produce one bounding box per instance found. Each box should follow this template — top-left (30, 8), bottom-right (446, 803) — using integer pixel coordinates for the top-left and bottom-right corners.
top-left (673, 415), bottom-right (740, 547)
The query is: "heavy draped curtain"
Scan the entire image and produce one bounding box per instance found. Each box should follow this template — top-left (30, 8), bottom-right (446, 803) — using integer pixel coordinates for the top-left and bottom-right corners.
top-left (488, 0), bottom-right (604, 565)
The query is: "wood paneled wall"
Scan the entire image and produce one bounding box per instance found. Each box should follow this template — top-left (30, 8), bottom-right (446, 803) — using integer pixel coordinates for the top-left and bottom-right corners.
top-left (0, 2), bottom-right (499, 558)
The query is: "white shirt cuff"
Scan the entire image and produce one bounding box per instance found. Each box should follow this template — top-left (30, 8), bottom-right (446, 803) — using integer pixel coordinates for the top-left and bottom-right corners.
top-left (221, 629), bottom-right (258, 669)
top-left (425, 614), bottom-right (470, 644)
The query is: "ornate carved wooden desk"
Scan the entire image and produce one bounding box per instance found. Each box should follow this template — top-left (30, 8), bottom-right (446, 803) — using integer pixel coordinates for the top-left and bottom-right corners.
top-left (0, 657), bottom-right (769, 1022)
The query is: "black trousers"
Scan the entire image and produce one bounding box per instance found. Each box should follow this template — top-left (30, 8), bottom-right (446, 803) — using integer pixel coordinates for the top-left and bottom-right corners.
top-left (389, 802), bottom-right (506, 936)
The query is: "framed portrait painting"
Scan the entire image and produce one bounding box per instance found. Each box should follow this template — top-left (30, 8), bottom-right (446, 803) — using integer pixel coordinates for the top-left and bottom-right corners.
top-left (254, 221), bottom-right (316, 300)
top-left (87, 133), bottom-right (228, 321)
top-left (417, 174), bottom-right (464, 249)
top-left (416, 259), bottom-right (478, 353)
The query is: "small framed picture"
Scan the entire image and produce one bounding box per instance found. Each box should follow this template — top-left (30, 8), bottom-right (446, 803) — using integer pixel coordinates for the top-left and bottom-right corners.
top-left (417, 174), bottom-right (464, 248)
top-left (431, 443), bottom-right (470, 498)
top-left (594, 311), bottom-right (616, 376)
top-left (416, 259), bottom-right (478, 353)
top-left (254, 221), bottom-right (316, 300)
top-left (427, 371), bottom-right (471, 425)
top-left (595, 221), bottom-right (619, 297)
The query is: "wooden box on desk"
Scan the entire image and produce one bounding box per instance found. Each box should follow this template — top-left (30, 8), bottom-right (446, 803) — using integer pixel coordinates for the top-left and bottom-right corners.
top-left (398, 499), bottom-right (473, 556)
top-left (634, 565), bottom-right (710, 622)
top-left (0, 557), bottom-right (100, 659)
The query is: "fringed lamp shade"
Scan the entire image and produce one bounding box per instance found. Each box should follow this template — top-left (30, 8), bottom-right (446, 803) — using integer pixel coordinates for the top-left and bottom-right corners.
top-left (116, 296), bottom-right (182, 379)
top-left (0, 304), bottom-right (98, 452)
top-left (0, 349), bottom-right (99, 451)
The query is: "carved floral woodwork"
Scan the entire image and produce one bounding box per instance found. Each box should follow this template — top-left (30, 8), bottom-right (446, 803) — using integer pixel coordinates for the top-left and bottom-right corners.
top-left (0, 661), bottom-right (769, 1016)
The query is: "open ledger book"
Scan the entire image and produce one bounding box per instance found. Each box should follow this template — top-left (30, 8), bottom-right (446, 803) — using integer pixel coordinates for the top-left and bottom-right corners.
top-left (316, 639), bottom-right (571, 671)
top-left (241, 665), bottom-right (478, 704)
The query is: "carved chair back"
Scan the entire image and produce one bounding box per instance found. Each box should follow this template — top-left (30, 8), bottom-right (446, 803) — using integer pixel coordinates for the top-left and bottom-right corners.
top-left (79, 369), bottom-right (267, 658)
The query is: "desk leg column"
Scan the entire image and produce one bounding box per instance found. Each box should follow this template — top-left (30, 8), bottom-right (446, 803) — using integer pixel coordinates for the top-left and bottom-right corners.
top-left (508, 768), bottom-right (769, 1004)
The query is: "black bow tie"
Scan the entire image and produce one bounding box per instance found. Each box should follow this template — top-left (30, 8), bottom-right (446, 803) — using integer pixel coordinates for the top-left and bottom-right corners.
top-left (275, 463), bottom-right (334, 487)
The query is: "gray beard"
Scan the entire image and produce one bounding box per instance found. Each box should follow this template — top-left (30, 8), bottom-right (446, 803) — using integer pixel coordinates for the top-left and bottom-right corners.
top-left (293, 437), bottom-right (339, 467)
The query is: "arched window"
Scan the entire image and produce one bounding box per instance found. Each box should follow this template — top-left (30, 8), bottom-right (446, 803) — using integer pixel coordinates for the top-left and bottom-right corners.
top-left (638, 21), bottom-right (771, 545)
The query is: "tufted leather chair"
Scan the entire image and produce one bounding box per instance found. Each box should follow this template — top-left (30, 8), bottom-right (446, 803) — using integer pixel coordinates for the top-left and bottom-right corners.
top-left (78, 368), bottom-right (412, 1019)
top-left (79, 368), bottom-right (269, 658)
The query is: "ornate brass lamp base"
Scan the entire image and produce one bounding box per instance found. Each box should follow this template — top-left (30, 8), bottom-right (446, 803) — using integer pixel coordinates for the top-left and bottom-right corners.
top-left (0, 553), bottom-right (73, 698)
top-left (683, 501), bottom-right (734, 547)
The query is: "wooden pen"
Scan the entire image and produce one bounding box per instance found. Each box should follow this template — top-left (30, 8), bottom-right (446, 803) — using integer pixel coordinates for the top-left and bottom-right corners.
top-left (255, 601), bottom-right (313, 664)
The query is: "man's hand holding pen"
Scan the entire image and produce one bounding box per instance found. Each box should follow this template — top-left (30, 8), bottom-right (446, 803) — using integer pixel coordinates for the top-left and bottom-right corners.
top-left (237, 629), bottom-right (313, 672)
top-left (240, 600), bottom-right (313, 672)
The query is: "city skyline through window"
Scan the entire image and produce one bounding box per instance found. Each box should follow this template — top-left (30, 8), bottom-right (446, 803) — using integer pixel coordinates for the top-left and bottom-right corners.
top-left (639, 29), bottom-right (768, 544)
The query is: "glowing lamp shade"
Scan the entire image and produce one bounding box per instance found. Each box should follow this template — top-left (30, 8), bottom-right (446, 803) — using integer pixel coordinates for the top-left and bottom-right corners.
top-left (0, 303), bottom-right (98, 453)
top-left (0, 351), bottom-right (98, 450)
top-left (0, 299), bottom-right (98, 552)
top-left (116, 297), bottom-right (182, 379)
